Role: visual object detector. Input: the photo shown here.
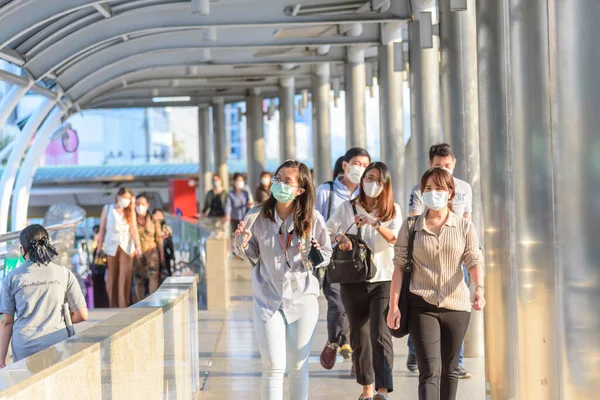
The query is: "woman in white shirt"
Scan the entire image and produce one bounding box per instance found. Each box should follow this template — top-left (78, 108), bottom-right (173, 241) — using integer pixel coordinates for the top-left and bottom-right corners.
top-left (327, 162), bottom-right (402, 400)
top-left (97, 187), bottom-right (142, 308)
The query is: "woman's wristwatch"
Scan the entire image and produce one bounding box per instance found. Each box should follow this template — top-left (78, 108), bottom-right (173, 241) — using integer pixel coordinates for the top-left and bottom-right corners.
top-left (475, 285), bottom-right (485, 292)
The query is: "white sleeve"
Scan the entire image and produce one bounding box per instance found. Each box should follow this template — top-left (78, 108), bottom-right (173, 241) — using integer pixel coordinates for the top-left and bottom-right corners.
top-left (326, 201), bottom-right (350, 238)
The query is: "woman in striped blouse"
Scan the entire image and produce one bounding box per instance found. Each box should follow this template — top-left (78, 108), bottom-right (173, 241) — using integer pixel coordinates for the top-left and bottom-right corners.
top-left (387, 168), bottom-right (485, 400)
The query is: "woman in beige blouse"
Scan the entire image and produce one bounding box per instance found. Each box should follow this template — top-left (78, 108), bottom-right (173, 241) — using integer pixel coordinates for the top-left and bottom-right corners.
top-left (387, 168), bottom-right (485, 400)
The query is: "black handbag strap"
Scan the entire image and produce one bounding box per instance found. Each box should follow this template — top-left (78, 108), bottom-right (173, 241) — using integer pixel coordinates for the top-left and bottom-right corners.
top-left (405, 216), bottom-right (419, 273)
top-left (350, 202), bottom-right (362, 241)
top-left (326, 181), bottom-right (334, 220)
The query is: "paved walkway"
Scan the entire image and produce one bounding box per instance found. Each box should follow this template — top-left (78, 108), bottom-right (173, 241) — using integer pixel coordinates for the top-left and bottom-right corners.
top-left (197, 259), bottom-right (485, 399)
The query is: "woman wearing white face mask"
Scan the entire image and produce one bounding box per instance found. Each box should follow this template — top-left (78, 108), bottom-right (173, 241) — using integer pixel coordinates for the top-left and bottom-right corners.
top-left (387, 168), bottom-right (485, 400)
top-left (234, 160), bottom-right (332, 400)
top-left (255, 171), bottom-right (273, 203)
top-left (133, 194), bottom-right (165, 302)
top-left (97, 187), bottom-right (142, 308)
top-left (327, 162), bottom-right (402, 400)
top-left (226, 173), bottom-right (252, 238)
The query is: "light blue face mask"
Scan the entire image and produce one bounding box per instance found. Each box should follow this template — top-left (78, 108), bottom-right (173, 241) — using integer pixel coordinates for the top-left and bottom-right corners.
top-left (271, 182), bottom-right (297, 203)
top-left (422, 190), bottom-right (448, 211)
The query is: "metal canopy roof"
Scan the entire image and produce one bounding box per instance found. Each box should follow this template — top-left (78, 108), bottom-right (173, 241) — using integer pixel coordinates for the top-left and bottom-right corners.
top-left (0, 0), bottom-right (409, 112)
top-left (0, 163), bottom-right (200, 185)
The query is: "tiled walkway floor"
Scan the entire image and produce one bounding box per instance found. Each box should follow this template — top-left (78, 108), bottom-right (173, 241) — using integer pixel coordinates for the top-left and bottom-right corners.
top-left (198, 259), bottom-right (485, 399)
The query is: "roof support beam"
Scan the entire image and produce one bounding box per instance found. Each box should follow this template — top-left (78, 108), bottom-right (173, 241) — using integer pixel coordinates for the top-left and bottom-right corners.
top-left (0, 48), bottom-right (25, 66)
top-left (53, 28), bottom-right (378, 89)
top-left (191, 0), bottom-right (210, 15)
top-left (0, 0), bottom-right (408, 52)
top-left (93, 2), bottom-right (113, 18)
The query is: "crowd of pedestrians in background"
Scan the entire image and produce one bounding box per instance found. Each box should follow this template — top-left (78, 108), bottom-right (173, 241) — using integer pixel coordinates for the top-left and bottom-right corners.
top-left (229, 143), bottom-right (485, 400)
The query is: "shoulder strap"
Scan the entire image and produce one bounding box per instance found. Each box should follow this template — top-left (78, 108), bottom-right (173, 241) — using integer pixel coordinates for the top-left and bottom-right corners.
top-left (350, 202), bottom-right (362, 241)
top-left (405, 216), bottom-right (419, 273)
top-left (326, 181), bottom-right (334, 220)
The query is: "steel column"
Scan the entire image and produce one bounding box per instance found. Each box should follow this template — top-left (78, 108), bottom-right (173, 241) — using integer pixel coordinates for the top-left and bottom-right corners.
top-left (311, 63), bottom-right (332, 185)
top-left (344, 47), bottom-right (367, 149)
top-left (554, 1), bottom-right (600, 398)
top-left (409, 2), bottom-right (443, 174)
top-left (212, 97), bottom-right (228, 189)
top-left (12, 106), bottom-right (64, 231)
top-left (0, 78), bottom-right (33, 132)
top-left (378, 24), bottom-right (405, 207)
top-left (197, 104), bottom-right (213, 206)
top-left (246, 90), bottom-right (265, 191)
top-left (279, 77), bottom-right (296, 161)
top-left (439, 0), bottom-right (484, 358)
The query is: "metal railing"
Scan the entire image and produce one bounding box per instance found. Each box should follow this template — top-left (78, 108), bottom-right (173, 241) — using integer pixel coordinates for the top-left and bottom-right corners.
top-left (0, 204), bottom-right (86, 283)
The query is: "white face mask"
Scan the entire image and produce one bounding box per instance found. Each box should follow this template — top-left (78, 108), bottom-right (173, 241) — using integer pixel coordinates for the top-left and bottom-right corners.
top-left (117, 196), bottom-right (131, 209)
top-left (235, 181), bottom-right (245, 190)
top-left (136, 205), bottom-right (148, 215)
top-left (422, 190), bottom-right (448, 211)
top-left (442, 167), bottom-right (454, 175)
top-left (260, 177), bottom-right (271, 186)
top-left (363, 181), bottom-right (383, 198)
top-left (347, 165), bottom-right (366, 184)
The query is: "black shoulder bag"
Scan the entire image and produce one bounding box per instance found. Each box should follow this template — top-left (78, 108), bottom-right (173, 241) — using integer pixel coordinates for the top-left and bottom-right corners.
top-left (327, 203), bottom-right (376, 284)
top-left (388, 216), bottom-right (418, 338)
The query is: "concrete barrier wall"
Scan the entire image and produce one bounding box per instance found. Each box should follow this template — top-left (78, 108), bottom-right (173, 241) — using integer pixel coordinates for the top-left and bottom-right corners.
top-left (0, 277), bottom-right (199, 400)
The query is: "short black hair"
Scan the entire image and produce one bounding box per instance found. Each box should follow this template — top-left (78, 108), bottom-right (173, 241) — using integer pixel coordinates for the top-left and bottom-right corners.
top-left (93, 225), bottom-right (100, 234)
top-left (136, 192), bottom-right (149, 202)
top-left (429, 143), bottom-right (455, 161)
top-left (344, 147), bottom-right (371, 164)
top-left (233, 172), bottom-right (244, 181)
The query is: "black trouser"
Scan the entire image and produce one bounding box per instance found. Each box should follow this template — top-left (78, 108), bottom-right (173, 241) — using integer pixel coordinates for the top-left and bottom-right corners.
top-left (408, 293), bottom-right (471, 400)
top-left (341, 281), bottom-right (394, 392)
top-left (323, 273), bottom-right (349, 344)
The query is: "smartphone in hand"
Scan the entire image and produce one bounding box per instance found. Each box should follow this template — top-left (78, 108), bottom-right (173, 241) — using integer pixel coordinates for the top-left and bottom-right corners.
top-left (308, 243), bottom-right (325, 266)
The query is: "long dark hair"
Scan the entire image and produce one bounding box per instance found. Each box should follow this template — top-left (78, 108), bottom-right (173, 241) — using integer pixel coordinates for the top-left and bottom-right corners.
top-left (261, 160), bottom-right (315, 238)
top-left (354, 162), bottom-right (397, 222)
top-left (420, 168), bottom-right (455, 212)
top-left (20, 224), bottom-right (59, 265)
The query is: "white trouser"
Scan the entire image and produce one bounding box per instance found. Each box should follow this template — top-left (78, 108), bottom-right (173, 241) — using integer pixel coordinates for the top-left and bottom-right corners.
top-left (253, 297), bottom-right (319, 400)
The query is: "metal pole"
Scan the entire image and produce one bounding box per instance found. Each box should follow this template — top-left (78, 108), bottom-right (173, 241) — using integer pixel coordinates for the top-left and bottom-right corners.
top-left (144, 108), bottom-right (151, 163)
top-left (345, 47), bottom-right (367, 149)
top-left (0, 97), bottom-right (56, 233)
top-left (378, 23), bottom-right (405, 207)
top-left (12, 106), bottom-right (64, 231)
top-left (312, 63), bottom-right (332, 185)
top-left (197, 104), bottom-right (213, 207)
top-left (212, 97), bottom-right (228, 189)
top-left (409, 2), bottom-right (443, 173)
top-left (476, 0), bottom-right (519, 398)
top-left (246, 89), bottom-right (265, 191)
top-left (0, 78), bottom-right (33, 132)
top-left (439, 0), bottom-right (484, 358)
top-left (279, 77), bottom-right (296, 161)
top-left (554, 1), bottom-right (600, 398)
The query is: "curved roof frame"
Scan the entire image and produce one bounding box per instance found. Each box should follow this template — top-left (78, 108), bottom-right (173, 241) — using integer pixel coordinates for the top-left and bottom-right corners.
top-left (20, 2), bottom-right (403, 79)
top-left (55, 27), bottom-right (379, 90)
top-left (71, 49), bottom-right (341, 107)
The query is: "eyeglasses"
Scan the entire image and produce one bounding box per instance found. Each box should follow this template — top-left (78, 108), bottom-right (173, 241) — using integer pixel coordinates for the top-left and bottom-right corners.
top-left (272, 176), bottom-right (300, 188)
top-left (363, 175), bottom-right (384, 185)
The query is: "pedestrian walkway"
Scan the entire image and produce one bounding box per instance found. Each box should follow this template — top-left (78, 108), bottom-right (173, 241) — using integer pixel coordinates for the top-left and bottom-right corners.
top-left (197, 258), bottom-right (485, 399)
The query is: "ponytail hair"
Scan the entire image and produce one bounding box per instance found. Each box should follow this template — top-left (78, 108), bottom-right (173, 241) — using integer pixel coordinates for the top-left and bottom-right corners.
top-left (20, 224), bottom-right (59, 265)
